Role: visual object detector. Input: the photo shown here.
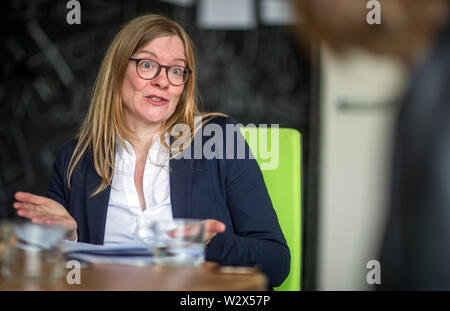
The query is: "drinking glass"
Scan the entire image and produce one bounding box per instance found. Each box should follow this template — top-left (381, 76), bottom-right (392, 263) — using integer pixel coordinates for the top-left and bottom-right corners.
top-left (0, 220), bottom-right (68, 282)
top-left (150, 219), bottom-right (205, 267)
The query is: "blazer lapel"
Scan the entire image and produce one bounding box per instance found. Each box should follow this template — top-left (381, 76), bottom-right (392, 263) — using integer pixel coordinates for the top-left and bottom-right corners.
top-left (84, 157), bottom-right (110, 245)
top-left (169, 154), bottom-right (193, 219)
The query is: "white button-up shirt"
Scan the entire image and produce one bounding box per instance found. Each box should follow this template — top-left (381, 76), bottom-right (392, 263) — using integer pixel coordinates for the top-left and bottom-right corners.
top-left (103, 135), bottom-right (173, 245)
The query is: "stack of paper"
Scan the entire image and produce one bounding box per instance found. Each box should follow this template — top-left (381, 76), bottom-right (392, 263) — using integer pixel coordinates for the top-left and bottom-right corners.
top-left (62, 241), bottom-right (155, 266)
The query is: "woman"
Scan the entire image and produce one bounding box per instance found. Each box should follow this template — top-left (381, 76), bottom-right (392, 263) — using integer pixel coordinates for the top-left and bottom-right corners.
top-left (13, 14), bottom-right (290, 287)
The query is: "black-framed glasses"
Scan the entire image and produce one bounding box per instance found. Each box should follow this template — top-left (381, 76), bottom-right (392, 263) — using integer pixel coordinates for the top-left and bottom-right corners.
top-left (129, 58), bottom-right (192, 86)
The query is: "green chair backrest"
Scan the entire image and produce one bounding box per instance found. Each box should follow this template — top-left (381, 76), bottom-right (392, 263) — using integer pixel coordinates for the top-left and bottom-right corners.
top-left (240, 127), bottom-right (302, 291)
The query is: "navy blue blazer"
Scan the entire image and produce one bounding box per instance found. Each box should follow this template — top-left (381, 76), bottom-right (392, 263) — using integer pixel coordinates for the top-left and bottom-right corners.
top-left (47, 116), bottom-right (290, 287)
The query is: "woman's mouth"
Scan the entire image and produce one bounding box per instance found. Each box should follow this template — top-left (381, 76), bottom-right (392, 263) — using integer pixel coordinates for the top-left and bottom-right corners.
top-left (145, 95), bottom-right (169, 106)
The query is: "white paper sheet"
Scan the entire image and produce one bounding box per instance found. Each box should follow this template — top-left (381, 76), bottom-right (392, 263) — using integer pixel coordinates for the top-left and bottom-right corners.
top-left (66, 253), bottom-right (155, 266)
top-left (197, 0), bottom-right (257, 30)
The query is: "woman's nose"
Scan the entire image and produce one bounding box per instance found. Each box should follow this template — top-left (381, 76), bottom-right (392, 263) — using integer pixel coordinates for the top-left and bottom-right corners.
top-left (151, 68), bottom-right (170, 89)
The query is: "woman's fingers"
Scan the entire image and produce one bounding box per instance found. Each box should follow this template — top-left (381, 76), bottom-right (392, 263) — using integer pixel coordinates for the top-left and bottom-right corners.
top-left (204, 219), bottom-right (226, 234)
top-left (16, 208), bottom-right (44, 219)
top-left (14, 192), bottom-right (67, 216)
top-left (14, 200), bottom-right (67, 225)
top-left (15, 192), bottom-right (60, 212)
top-left (14, 192), bottom-right (47, 205)
top-left (13, 202), bottom-right (45, 212)
top-left (203, 219), bottom-right (226, 245)
top-left (13, 201), bottom-right (50, 220)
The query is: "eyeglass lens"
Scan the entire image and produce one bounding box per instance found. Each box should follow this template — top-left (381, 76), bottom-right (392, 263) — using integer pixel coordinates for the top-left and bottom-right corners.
top-left (137, 59), bottom-right (189, 85)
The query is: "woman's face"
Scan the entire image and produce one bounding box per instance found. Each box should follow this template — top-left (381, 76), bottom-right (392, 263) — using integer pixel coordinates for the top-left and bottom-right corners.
top-left (121, 35), bottom-right (186, 131)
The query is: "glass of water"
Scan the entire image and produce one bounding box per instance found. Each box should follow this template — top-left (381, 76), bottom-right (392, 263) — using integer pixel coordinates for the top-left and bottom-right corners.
top-left (0, 220), bottom-right (68, 282)
top-left (150, 219), bottom-right (205, 267)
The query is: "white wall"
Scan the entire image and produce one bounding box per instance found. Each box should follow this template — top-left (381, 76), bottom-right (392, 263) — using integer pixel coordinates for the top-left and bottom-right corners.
top-left (317, 47), bottom-right (407, 290)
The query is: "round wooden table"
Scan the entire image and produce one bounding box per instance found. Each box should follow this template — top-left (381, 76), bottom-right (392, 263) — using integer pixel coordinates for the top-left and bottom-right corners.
top-left (0, 262), bottom-right (268, 291)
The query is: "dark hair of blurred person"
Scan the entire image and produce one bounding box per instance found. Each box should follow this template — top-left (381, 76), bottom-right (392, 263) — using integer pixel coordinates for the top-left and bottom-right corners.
top-left (295, 0), bottom-right (450, 289)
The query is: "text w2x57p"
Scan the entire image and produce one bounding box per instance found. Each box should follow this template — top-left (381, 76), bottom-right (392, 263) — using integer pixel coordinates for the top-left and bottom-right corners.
top-left (222, 295), bottom-right (270, 306)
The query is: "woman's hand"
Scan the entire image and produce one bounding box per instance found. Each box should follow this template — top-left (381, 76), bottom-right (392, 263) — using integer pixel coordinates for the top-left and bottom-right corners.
top-left (13, 192), bottom-right (78, 241)
top-left (203, 219), bottom-right (226, 245)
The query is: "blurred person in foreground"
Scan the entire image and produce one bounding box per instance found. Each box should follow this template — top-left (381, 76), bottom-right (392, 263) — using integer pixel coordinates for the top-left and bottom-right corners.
top-left (295, 0), bottom-right (450, 289)
top-left (12, 14), bottom-right (290, 287)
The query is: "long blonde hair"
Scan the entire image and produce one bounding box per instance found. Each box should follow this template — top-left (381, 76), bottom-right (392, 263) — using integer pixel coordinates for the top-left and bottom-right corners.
top-left (67, 14), bottom-right (225, 196)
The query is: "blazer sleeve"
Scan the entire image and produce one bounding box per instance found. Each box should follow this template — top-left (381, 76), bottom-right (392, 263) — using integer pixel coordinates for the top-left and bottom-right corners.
top-left (205, 117), bottom-right (291, 287)
top-left (47, 140), bottom-right (77, 212)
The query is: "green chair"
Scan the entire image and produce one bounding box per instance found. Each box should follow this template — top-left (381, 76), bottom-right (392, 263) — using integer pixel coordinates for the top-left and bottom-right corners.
top-left (240, 127), bottom-right (302, 291)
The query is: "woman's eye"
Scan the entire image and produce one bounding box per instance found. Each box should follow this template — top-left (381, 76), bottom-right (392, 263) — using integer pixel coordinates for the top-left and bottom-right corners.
top-left (139, 61), bottom-right (155, 70)
top-left (171, 68), bottom-right (182, 76)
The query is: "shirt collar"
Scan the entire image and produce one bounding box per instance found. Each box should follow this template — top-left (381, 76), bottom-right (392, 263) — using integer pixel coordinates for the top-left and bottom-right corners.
top-left (115, 132), bottom-right (170, 163)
